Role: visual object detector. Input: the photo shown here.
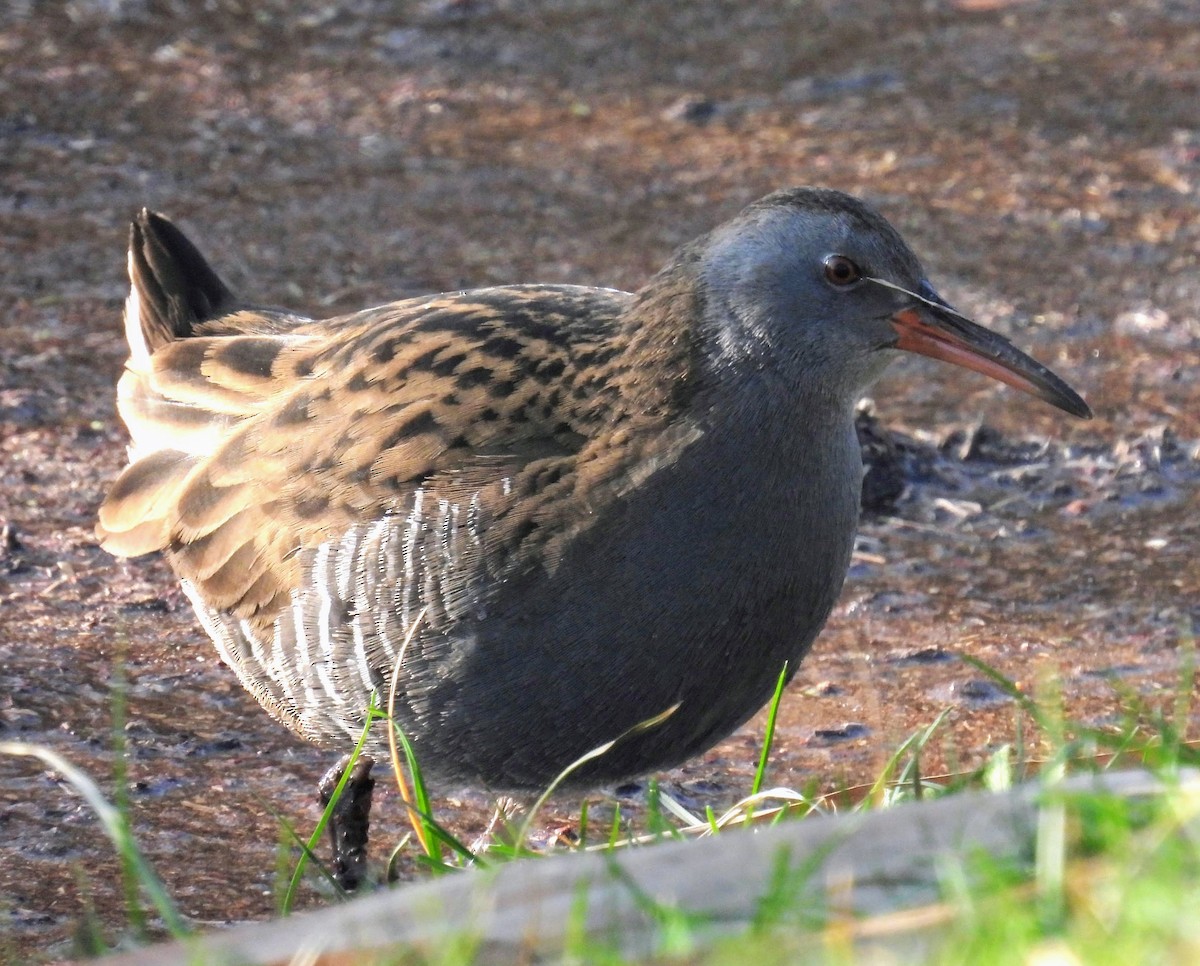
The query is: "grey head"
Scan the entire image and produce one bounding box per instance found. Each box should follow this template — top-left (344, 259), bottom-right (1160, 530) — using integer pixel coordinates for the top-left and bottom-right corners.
top-left (692, 187), bottom-right (1092, 419)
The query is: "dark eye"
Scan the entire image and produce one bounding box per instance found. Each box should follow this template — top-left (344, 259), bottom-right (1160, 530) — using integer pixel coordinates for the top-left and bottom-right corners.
top-left (823, 254), bottom-right (862, 287)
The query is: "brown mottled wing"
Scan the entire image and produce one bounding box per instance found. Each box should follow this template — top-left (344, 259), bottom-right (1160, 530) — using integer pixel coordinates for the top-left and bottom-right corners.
top-left (98, 285), bottom-right (633, 636)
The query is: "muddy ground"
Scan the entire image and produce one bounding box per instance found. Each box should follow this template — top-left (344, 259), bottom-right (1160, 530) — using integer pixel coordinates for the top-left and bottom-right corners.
top-left (1, 0), bottom-right (1198, 961)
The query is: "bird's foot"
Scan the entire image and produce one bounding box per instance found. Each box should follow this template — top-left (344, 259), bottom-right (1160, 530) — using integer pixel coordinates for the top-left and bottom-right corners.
top-left (317, 754), bottom-right (376, 890)
top-left (468, 795), bottom-right (525, 855)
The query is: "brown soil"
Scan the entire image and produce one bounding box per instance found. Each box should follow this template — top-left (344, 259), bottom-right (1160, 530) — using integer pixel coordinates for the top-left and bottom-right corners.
top-left (1, 0), bottom-right (1198, 961)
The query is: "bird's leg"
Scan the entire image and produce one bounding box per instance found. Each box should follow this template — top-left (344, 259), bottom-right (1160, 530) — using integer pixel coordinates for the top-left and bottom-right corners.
top-left (317, 754), bottom-right (375, 890)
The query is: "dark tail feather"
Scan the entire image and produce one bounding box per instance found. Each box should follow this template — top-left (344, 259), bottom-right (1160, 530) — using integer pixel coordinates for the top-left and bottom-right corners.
top-left (128, 209), bottom-right (236, 352)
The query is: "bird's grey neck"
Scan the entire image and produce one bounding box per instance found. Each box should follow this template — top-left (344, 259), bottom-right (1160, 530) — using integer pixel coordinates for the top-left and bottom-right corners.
top-left (691, 373), bottom-right (861, 498)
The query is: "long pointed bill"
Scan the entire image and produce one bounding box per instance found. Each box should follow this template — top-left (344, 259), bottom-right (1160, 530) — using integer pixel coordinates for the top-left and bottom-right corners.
top-left (877, 278), bottom-right (1092, 419)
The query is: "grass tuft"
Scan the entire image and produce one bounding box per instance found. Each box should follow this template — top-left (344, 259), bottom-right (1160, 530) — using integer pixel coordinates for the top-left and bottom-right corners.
top-left (8, 645), bottom-right (1199, 962)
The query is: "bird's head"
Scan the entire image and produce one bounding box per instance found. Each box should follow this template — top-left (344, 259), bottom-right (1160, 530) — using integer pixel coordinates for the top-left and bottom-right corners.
top-left (694, 187), bottom-right (1091, 419)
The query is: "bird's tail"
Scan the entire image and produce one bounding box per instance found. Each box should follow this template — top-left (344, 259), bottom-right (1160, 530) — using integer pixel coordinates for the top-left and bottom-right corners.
top-left (124, 209), bottom-right (236, 366)
top-left (99, 212), bottom-right (314, 564)
top-left (100, 211), bottom-right (240, 558)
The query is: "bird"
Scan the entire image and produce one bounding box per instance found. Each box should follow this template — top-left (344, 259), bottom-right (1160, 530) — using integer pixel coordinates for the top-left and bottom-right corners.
top-left (97, 188), bottom-right (1091, 885)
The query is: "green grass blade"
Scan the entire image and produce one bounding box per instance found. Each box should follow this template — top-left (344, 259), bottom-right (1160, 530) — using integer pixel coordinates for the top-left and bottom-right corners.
top-left (390, 719), bottom-right (476, 868)
top-left (107, 660), bottom-right (148, 939)
top-left (384, 716), bottom-right (474, 868)
top-left (860, 706), bottom-right (952, 810)
top-left (960, 654), bottom-right (1043, 721)
top-left (0, 741), bottom-right (188, 938)
top-left (605, 803), bottom-right (624, 851)
top-left (281, 701), bottom-right (382, 913)
top-left (600, 853), bottom-right (706, 957)
top-left (515, 703), bottom-right (679, 849)
top-left (751, 662), bottom-right (789, 801)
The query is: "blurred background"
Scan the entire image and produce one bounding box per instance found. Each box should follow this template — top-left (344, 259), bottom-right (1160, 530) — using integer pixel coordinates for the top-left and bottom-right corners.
top-left (1, 0), bottom-right (1197, 959)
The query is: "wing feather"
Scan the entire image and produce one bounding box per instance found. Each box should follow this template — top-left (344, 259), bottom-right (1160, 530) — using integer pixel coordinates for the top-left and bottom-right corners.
top-left (99, 284), bottom-right (636, 632)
